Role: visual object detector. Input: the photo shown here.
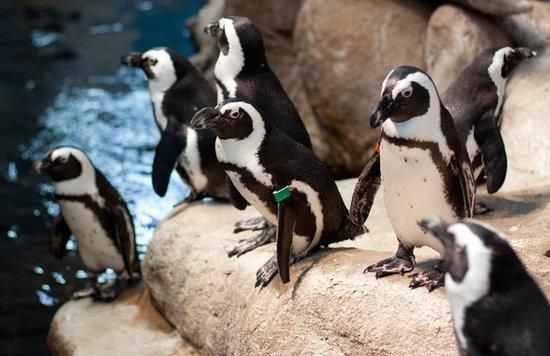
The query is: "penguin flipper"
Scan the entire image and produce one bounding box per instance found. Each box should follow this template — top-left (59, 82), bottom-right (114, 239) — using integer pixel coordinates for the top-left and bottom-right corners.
top-left (109, 204), bottom-right (138, 279)
top-left (227, 178), bottom-right (249, 210)
top-left (350, 151), bottom-right (381, 226)
top-left (474, 114), bottom-right (507, 194)
top-left (152, 116), bottom-right (187, 197)
top-left (276, 202), bottom-right (297, 284)
top-left (49, 215), bottom-right (71, 259)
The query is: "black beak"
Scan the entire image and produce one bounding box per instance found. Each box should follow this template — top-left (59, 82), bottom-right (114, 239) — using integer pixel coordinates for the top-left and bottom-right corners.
top-left (204, 22), bottom-right (219, 37)
top-left (31, 159), bottom-right (51, 174)
top-left (418, 218), bottom-right (454, 248)
top-left (514, 47), bottom-right (537, 60)
top-left (120, 52), bottom-right (144, 67)
top-left (370, 94), bottom-right (394, 129)
top-left (190, 107), bottom-right (222, 130)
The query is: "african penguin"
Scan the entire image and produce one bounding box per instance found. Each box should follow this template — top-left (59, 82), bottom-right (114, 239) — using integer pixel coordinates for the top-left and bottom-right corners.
top-left (442, 47), bottom-right (536, 196)
top-left (32, 147), bottom-right (139, 300)
top-left (204, 16), bottom-right (314, 249)
top-left (351, 66), bottom-right (475, 291)
top-left (121, 47), bottom-right (228, 201)
top-left (191, 99), bottom-right (366, 288)
top-left (420, 218), bottom-right (550, 356)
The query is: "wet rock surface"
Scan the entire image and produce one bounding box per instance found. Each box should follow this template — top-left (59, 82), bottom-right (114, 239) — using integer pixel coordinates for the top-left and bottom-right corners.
top-left (48, 286), bottom-right (198, 356)
top-left (143, 179), bottom-right (549, 355)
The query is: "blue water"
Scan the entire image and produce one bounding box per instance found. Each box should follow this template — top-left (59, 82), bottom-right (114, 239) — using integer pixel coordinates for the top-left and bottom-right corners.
top-left (0, 0), bottom-right (205, 353)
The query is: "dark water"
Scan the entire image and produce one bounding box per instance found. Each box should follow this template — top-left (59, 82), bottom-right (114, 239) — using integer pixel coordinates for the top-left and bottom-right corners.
top-left (0, 1), bottom-right (203, 354)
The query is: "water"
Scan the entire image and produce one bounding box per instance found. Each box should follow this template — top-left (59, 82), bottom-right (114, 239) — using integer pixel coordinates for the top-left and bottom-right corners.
top-left (0, 0), bottom-right (204, 354)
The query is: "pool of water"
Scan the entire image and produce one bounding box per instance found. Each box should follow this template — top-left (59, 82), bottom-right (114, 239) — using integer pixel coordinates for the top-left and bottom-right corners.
top-left (0, 0), bottom-right (204, 354)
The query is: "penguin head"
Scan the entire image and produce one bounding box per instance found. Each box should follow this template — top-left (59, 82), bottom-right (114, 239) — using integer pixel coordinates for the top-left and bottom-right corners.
top-left (121, 47), bottom-right (192, 90)
top-left (485, 46), bottom-right (536, 80)
top-left (191, 99), bottom-right (262, 139)
top-left (205, 16), bottom-right (267, 68)
top-left (32, 147), bottom-right (93, 183)
top-left (370, 66), bottom-right (439, 129)
top-left (419, 217), bottom-right (529, 294)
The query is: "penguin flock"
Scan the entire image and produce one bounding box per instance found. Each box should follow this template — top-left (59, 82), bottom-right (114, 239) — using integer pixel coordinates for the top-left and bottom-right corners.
top-left (32, 14), bottom-right (548, 354)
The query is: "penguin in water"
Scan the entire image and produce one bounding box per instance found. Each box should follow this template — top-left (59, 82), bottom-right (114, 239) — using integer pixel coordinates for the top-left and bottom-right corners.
top-left (204, 16), bottom-right (313, 255)
top-left (420, 218), bottom-right (550, 355)
top-left (120, 47), bottom-right (227, 201)
top-left (351, 66), bottom-right (475, 291)
top-left (442, 47), bottom-right (536, 202)
top-left (32, 147), bottom-right (139, 300)
top-left (191, 99), bottom-right (366, 288)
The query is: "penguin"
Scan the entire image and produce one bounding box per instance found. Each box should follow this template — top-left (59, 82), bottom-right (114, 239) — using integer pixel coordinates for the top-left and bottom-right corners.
top-left (420, 218), bottom-right (550, 356)
top-left (120, 47), bottom-right (227, 201)
top-left (32, 147), bottom-right (139, 300)
top-left (442, 47), bottom-right (536, 197)
top-left (190, 99), bottom-right (367, 288)
top-left (350, 66), bottom-right (475, 291)
top-left (204, 16), bottom-right (315, 253)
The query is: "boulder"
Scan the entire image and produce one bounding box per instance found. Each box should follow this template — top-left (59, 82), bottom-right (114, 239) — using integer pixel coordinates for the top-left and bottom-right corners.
top-left (293, 0), bottom-right (434, 177)
top-left (500, 51), bottom-right (550, 192)
top-left (498, 1), bottom-right (550, 50)
top-left (47, 286), bottom-right (197, 356)
top-left (143, 178), bottom-right (550, 355)
top-left (426, 5), bottom-right (510, 91)
top-left (448, 0), bottom-right (533, 16)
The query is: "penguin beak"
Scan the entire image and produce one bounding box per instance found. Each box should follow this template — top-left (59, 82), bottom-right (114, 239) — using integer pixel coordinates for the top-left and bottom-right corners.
top-left (120, 52), bottom-right (144, 68)
top-left (514, 47), bottom-right (537, 60)
top-left (370, 94), bottom-right (394, 129)
top-left (418, 218), bottom-right (454, 246)
top-left (191, 107), bottom-right (222, 130)
top-left (204, 22), bottom-right (220, 37)
top-left (31, 159), bottom-right (52, 174)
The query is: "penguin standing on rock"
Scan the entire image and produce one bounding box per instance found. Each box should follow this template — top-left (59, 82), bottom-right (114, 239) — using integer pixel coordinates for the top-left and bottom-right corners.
top-left (442, 47), bottom-right (536, 202)
top-left (120, 47), bottom-right (227, 201)
top-left (420, 218), bottom-right (550, 355)
top-left (32, 147), bottom-right (139, 300)
top-left (191, 99), bottom-right (366, 288)
top-left (351, 66), bottom-right (475, 291)
top-left (204, 16), bottom-right (313, 255)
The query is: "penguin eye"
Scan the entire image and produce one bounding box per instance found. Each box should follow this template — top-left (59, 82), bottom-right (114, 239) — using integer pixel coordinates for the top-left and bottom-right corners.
top-left (55, 156), bottom-right (68, 164)
top-left (401, 88), bottom-right (413, 98)
top-left (230, 110), bottom-right (240, 119)
top-left (150, 58), bottom-right (158, 66)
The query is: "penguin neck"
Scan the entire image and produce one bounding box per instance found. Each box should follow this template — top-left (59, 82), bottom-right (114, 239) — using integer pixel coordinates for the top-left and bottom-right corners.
top-left (487, 49), bottom-right (510, 117)
top-left (147, 75), bottom-right (177, 96)
top-left (53, 163), bottom-right (99, 197)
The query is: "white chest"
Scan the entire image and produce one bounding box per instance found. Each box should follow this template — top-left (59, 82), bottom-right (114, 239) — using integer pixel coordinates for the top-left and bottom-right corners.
top-left (150, 92), bottom-right (167, 131)
top-left (380, 140), bottom-right (456, 254)
top-left (465, 129), bottom-right (479, 162)
top-left (59, 201), bottom-right (125, 273)
top-left (179, 128), bottom-right (208, 192)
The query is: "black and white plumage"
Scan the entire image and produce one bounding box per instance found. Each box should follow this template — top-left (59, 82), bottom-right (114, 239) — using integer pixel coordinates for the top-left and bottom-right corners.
top-left (443, 46), bottom-right (536, 194)
top-left (351, 66), bottom-right (475, 291)
top-left (191, 99), bottom-right (366, 287)
top-left (420, 218), bottom-right (550, 356)
top-left (32, 147), bottom-right (139, 300)
top-left (121, 47), bottom-right (227, 200)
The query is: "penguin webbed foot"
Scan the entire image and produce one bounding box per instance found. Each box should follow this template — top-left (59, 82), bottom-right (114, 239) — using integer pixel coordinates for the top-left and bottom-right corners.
top-left (234, 216), bottom-right (272, 233)
top-left (255, 255), bottom-right (279, 289)
top-left (474, 202), bottom-right (493, 215)
top-left (228, 226), bottom-right (276, 257)
top-left (364, 244), bottom-right (415, 278)
top-left (409, 262), bottom-right (445, 292)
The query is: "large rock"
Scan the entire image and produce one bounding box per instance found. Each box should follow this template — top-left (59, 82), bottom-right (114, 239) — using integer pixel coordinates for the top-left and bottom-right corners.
top-left (293, 0), bottom-right (434, 177)
top-left (500, 51), bottom-right (550, 192)
top-left (426, 5), bottom-right (510, 91)
top-left (448, 0), bottom-right (533, 16)
top-left (143, 178), bottom-right (549, 355)
top-left (48, 286), bottom-right (197, 356)
top-left (498, 1), bottom-right (550, 50)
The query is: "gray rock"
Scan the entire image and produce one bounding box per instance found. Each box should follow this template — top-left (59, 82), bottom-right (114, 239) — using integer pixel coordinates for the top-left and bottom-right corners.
top-left (426, 4), bottom-right (510, 91)
top-left (293, 0), bottom-right (435, 177)
top-left (500, 51), bottom-right (550, 192)
top-left (47, 286), bottom-right (198, 355)
top-left (449, 0), bottom-right (533, 16)
top-left (143, 178), bottom-right (549, 355)
top-left (498, 1), bottom-right (550, 50)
